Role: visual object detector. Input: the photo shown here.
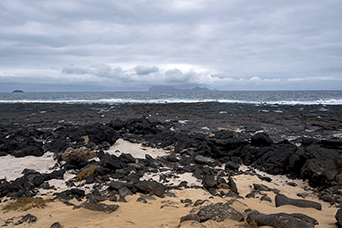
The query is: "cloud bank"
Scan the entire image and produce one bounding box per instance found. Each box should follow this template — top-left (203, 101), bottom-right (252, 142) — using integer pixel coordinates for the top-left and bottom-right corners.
top-left (0, 0), bottom-right (341, 91)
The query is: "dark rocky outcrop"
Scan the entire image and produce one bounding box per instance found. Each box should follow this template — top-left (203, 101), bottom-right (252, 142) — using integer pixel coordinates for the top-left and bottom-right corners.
top-left (1, 102), bottom-right (342, 221)
top-left (300, 145), bottom-right (342, 188)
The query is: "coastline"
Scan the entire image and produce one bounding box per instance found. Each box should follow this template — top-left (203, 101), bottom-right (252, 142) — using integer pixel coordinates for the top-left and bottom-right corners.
top-left (1, 102), bottom-right (341, 140)
top-left (1, 102), bottom-right (342, 227)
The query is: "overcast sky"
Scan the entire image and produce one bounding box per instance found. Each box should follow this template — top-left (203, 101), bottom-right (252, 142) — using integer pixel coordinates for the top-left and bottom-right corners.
top-left (1, 0), bottom-right (341, 92)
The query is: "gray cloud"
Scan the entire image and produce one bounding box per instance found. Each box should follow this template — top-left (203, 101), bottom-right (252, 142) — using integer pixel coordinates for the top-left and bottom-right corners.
top-left (134, 65), bottom-right (159, 75)
top-left (0, 0), bottom-right (341, 91)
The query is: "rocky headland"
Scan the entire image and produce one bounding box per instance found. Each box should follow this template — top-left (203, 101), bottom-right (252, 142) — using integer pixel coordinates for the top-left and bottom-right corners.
top-left (0, 102), bottom-right (342, 227)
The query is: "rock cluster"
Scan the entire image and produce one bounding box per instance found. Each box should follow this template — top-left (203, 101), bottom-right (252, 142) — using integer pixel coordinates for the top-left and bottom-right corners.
top-left (1, 106), bottom-right (342, 226)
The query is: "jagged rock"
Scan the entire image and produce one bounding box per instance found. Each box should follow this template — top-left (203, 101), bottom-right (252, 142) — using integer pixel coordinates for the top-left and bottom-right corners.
top-left (247, 212), bottom-right (318, 228)
top-left (99, 154), bottom-right (126, 171)
top-left (134, 180), bottom-right (166, 197)
top-left (275, 194), bottom-right (322, 210)
top-left (61, 147), bottom-right (96, 162)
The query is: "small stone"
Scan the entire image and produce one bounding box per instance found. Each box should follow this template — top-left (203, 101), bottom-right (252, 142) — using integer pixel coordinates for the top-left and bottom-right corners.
top-left (50, 221), bottom-right (63, 228)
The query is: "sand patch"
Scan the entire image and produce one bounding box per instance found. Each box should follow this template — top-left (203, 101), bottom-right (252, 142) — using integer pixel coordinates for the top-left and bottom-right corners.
top-left (106, 138), bottom-right (170, 159)
top-left (1, 186), bottom-right (338, 228)
top-left (0, 152), bottom-right (56, 181)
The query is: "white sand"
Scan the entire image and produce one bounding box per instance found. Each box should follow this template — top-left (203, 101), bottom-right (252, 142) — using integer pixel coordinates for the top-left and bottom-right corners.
top-left (0, 152), bottom-right (56, 181)
top-left (106, 138), bottom-right (170, 159)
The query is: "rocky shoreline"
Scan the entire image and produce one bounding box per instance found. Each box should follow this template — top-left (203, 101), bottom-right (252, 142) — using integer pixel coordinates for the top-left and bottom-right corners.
top-left (1, 102), bottom-right (342, 227)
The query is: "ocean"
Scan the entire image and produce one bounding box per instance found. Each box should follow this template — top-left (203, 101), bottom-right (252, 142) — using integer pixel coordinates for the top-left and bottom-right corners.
top-left (0, 90), bottom-right (342, 105)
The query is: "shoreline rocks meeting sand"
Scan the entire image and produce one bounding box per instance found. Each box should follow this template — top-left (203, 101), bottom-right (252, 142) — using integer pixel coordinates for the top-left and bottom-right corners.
top-left (1, 102), bottom-right (342, 227)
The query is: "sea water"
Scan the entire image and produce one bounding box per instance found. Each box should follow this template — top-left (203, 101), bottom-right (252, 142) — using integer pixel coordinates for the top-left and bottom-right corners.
top-left (0, 90), bottom-right (342, 105)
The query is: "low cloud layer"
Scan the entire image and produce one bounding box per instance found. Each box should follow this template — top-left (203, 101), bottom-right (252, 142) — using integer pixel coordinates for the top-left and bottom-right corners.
top-left (0, 0), bottom-right (341, 91)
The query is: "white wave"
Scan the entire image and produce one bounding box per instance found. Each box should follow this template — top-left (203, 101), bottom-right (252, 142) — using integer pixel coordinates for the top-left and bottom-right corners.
top-left (0, 98), bottom-right (342, 105)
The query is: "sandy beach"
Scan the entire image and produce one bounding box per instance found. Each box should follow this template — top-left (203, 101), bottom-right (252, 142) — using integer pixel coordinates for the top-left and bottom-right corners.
top-left (0, 139), bottom-right (339, 228)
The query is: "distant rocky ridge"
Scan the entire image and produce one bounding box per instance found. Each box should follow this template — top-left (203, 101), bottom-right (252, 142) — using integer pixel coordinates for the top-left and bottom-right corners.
top-left (12, 90), bottom-right (24, 93)
top-left (149, 86), bottom-right (217, 92)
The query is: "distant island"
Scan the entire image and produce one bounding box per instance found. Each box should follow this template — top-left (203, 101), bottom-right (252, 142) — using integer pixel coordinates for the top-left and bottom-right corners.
top-left (12, 90), bottom-right (24, 93)
top-left (149, 86), bottom-right (217, 92)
